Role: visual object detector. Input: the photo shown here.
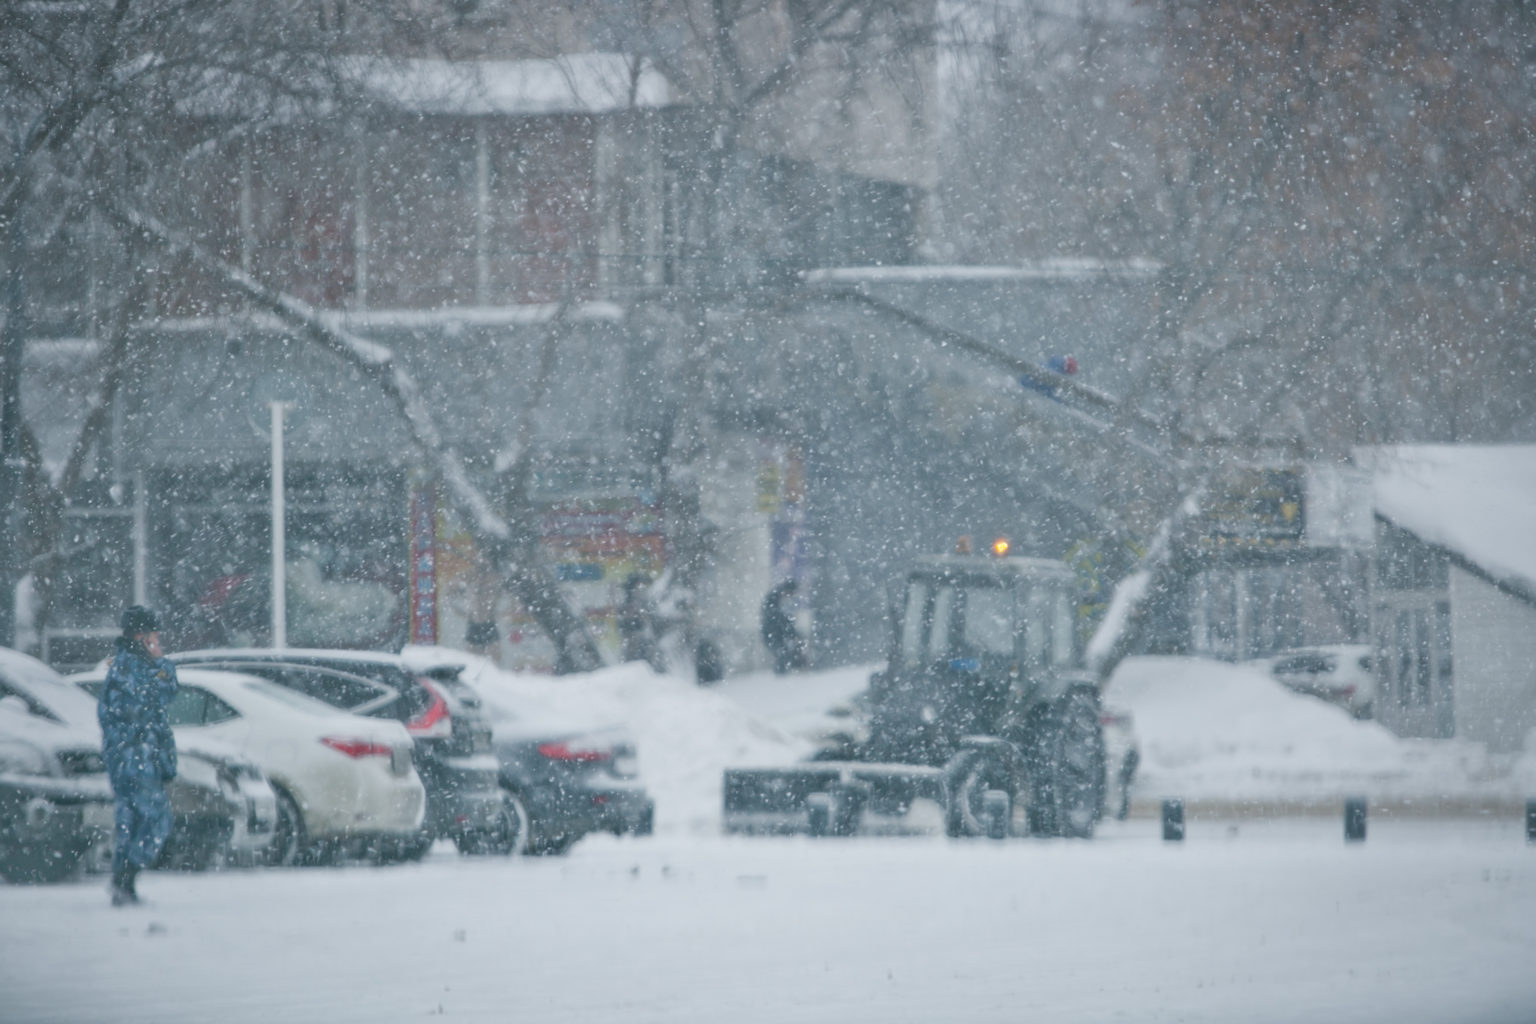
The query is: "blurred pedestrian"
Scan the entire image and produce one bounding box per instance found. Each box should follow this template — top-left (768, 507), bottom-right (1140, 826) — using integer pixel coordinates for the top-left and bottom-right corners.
top-left (760, 579), bottom-right (808, 674)
top-left (693, 638), bottom-right (725, 686)
top-left (98, 605), bottom-right (179, 906)
top-left (618, 574), bottom-right (665, 672)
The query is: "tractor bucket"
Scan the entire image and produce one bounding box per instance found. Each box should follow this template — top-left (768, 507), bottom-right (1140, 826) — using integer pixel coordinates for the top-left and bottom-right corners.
top-left (722, 762), bottom-right (947, 837)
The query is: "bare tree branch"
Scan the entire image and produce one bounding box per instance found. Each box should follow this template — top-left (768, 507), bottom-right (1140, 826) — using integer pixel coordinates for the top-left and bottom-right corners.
top-left (108, 200), bottom-right (607, 672)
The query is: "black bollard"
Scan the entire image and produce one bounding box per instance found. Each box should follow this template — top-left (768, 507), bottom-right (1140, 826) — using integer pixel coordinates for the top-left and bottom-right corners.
top-left (983, 789), bottom-right (1011, 840)
top-left (1526, 799), bottom-right (1535, 843)
top-left (1344, 796), bottom-right (1368, 842)
top-left (806, 792), bottom-right (833, 837)
top-left (1161, 798), bottom-right (1185, 842)
top-left (828, 782), bottom-right (868, 837)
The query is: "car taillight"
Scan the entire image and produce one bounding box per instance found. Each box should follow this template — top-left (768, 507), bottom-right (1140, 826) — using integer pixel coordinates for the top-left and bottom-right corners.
top-left (537, 741), bottom-right (612, 763)
top-left (406, 678), bottom-right (451, 738)
top-left (321, 737), bottom-right (395, 759)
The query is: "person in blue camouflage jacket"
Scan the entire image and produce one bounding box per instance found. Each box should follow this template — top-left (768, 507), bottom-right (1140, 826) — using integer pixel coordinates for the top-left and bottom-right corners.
top-left (98, 605), bottom-right (178, 906)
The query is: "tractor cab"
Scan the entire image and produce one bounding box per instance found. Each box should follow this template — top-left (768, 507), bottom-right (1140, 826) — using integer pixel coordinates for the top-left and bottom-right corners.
top-left (864, 549), bottom-right (1082, 768)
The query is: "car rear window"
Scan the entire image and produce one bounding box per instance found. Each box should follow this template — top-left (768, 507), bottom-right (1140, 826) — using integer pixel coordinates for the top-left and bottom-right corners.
top-left (278, 658), bottom-right (435, 722)
top-left (1272, 654), bottom-right (1332, 675)
top-left (190, 662), bottom-right (395, 714)
top-left (241, 678), bottom-right (354, 716)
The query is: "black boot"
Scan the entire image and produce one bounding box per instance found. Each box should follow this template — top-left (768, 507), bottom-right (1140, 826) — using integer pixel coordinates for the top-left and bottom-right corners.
top-left (110, 862), bottom-right (140, 907)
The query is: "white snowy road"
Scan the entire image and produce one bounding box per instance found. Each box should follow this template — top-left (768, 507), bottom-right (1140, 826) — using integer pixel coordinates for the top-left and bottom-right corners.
top-left (4, 817), bottom-right (1535, 1024)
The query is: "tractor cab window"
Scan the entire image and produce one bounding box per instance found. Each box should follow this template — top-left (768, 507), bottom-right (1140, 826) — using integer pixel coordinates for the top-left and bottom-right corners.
top-left (1053, 590), bottom-right (1077, 666)
top-left (961, 585), bottom-right (1014, 657)
top-left (899, 576), bottom-right (1012, 668)
top-left (1023, 587), bottom-right (1051, 665)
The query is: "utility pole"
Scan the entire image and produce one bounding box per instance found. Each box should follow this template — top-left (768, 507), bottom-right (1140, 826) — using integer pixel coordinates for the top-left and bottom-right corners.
top-left (0, 163), bottom-right (27, 647)
top-left (270, 400), bottom-right (291, 648)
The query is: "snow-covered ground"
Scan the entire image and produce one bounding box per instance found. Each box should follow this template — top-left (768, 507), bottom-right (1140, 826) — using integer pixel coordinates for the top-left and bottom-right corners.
top-left (4, 654), bottom-right (1536, 1023)
top-left (4, 821), bottom-right (1534, 1023)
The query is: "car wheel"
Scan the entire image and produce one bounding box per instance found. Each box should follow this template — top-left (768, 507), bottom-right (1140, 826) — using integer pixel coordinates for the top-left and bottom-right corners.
top-left (496, 788), bottom-right (532, 856)
top-left (378, 832), bottom-right (433, 863)
top-left (266, 789), bottom-right (305, 867)
top-left (526, 833), bottom-right (575, 856)
top-left (456, 793), bottom-right (524, 857)
top-left (944, 749), bottom-right (1016, 838)
top-left (1041, 689), bottom-right (1106, 839)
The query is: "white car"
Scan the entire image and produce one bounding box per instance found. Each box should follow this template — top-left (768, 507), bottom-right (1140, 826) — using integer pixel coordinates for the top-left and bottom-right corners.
top-left (73, 668), bottom-right (425, 866)
top-left (1261, 644), bottom-right (1376, 719)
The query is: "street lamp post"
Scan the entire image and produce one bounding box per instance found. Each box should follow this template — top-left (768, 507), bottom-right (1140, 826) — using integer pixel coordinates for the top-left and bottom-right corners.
top-left (270, 400), bottom-right (292, 648)
top-left (0, 165), bottom-right (27, 647)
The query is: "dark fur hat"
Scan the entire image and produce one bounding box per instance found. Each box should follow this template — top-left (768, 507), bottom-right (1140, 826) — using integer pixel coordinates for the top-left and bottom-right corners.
top-left (120, 604), bottom-right (160, 637)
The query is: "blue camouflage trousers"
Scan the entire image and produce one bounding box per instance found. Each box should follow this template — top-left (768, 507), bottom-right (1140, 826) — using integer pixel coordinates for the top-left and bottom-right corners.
top-left (112, 776), bottom-right (173, 873)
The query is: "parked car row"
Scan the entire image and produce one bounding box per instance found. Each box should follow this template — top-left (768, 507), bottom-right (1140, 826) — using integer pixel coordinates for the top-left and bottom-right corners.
top-left (73, 669), bottom-right (424, 866)
top-left (1, 645), bottom-right (655, 884)
top-left (161, 649), bottom-right (499, 862)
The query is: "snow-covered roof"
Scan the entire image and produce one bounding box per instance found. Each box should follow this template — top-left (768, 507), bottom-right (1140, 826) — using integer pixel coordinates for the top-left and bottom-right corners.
top-left (804, 259), bottom-right (1162, 284)
top-left (1364, 444), bottom-right (1536, 601)
top-left (144, 303), bottom-right (626, 335)
top-left (350, 54), bottom-right (672, 116)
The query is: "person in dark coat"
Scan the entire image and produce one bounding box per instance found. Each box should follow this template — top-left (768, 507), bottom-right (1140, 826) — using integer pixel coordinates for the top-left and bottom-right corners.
top-left (98, 605), bottom-right (179, 906)
top-left (760, 579), bottom-right (808, 674)
top-left (618, 573), bottom-right (665, 672)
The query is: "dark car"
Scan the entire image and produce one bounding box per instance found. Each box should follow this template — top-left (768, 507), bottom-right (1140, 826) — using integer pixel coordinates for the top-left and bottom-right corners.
top-left (489, 712), bottom-right (654, 855)
top-left (171, 649), bottom-right (510, 857)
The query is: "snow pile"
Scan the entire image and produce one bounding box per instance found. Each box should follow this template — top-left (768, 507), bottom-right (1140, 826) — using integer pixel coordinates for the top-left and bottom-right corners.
top-left (1106, 656), bottom-right (1529, 804)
